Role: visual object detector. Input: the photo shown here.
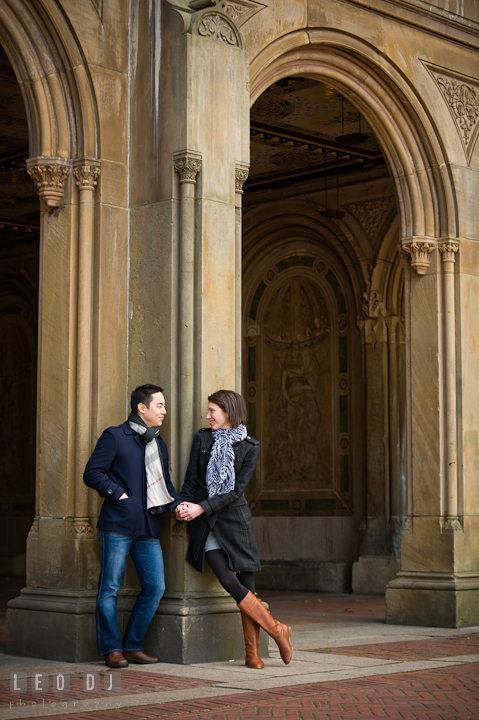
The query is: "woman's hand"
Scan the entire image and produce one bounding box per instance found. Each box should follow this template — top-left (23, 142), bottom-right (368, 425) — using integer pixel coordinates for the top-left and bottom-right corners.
top-left (175, 502), bottom-right (205, 521)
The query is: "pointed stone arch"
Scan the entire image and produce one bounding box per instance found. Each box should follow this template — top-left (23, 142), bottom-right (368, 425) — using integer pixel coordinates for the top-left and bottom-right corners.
top-left (0, 0), bottom-right (99, 161)
top-left (250, 32), bottom-right (456, 247)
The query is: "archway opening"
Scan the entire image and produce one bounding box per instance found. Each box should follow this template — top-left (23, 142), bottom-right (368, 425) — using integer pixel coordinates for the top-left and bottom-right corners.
top-left (0, 42), bottom-right (39, 579)
top-left (243, 76), bottom-right (406, 595)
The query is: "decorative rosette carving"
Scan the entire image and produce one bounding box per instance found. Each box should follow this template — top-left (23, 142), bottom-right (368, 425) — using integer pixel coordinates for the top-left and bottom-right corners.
top-left (70, 517), bottom-right (94, 537)
top-left (27, 158), bottom-right (71, 208)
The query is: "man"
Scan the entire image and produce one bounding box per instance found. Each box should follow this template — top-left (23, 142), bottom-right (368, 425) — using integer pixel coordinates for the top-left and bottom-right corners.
top-left (84, 384), bottom-right (182, 668)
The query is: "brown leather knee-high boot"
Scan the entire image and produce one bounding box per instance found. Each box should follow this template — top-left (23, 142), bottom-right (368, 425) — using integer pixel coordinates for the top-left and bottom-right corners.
top-left (238, 591), bottom-right (293, 664)
top-left (240, 611), bottom-right (264, 669)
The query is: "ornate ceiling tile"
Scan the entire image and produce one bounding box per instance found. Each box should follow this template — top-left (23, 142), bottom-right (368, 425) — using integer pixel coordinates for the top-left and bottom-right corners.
top-left (424, 62), bottom-right (479, 164)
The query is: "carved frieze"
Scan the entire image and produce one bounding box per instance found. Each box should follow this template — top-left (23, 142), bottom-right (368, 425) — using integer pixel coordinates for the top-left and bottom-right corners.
top-left (401, 238), bottom-right (436, 276)
top-left (425, 63), bottom-right (479, 162)
top-left (197, 13), bottom-right (238, 45)
top-left (173, 152), bottom-right (202, 183)
top-left (73, 162), bottom-right (101, 191)
top-left (27, 158), bottom-right (71, 208)
top-left (347, 197), bottom-right (396, 245)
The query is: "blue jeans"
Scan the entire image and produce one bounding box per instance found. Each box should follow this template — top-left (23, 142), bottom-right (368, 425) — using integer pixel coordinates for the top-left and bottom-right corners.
top-left (96, 531), bottom-right (165, 656)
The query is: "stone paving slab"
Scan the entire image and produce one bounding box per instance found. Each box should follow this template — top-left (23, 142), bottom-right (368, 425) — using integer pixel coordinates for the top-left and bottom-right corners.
top-left (6, 662), bottom-right (478, 720)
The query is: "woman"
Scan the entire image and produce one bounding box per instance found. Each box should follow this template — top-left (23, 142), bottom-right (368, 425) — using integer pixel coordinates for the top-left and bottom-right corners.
top-left (175, 389), bottom-right (293, 669)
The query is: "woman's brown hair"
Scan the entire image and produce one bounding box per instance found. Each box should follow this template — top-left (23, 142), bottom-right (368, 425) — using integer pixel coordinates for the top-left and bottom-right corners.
top-left (208, 389), bottom-right (247, 429)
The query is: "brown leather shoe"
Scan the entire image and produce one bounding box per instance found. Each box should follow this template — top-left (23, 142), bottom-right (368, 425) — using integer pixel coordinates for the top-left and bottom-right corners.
top-left (105, 651), bottom-right (128, 668)
top-left (123, 650), bottom-right (159, 664)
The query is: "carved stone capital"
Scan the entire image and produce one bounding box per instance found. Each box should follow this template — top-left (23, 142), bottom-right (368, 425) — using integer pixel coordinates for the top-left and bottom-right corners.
top-left (401, 238), bottom-right (436, 276)
top-left (73, 160), bottom-right (101, 191)
top-left (235, 165), bottom-right (249, 193)
top-left (385, 316), bottom-right (400, 335)
top-left (441, 516), bottom-right (464, 534)
top-left (439, 242), bottom-right (459, 263)
top-left (174, 151), bottom-right (202, 183)
top-left (362, 288), bottom-right (386, 318)
top-left (70, 517), bottom-right (95, 537)
top-left (27, 157), bottom-right (71, 208)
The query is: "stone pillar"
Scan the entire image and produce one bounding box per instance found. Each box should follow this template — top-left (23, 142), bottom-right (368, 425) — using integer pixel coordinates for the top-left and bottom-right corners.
top-left (235, 163), bottom-right (249, 391)
top-left (126, 0), bottom-right (267, 662)
top-left (7, 158), bottom-right (103, 661)
top-left (352, 303), bottom-right (402, 594)
top-left (386, 237), bottom-right (479, 627)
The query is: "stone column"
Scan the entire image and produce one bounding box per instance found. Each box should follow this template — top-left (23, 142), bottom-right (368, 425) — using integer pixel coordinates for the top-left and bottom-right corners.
top-left (235, 163), bottom-right (249, 391)
top-left (126, 0), bottom-right (267, 663)
top-left (439, 242), bottom-right (460, 533)
top-left (7, 158), bottom-right (102, 661)
top-left (173, 151), bottom-right (202, 478)
top-left (72, 160), bottom-right (101, 532)
top-left (386, 237), bottom-right (479, 627)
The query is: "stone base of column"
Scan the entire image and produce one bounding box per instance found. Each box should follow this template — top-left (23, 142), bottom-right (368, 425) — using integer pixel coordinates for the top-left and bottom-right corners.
top-left (145, 592), bottom-right (269, 664)
top-left (7, 588), bottom-right (98, 662)
top-left (386, 572), bottom-right (479, 627)
top-left (352, 556), bottom-right (400, 595)
top-left (7, 588), bottom-right (269, 664)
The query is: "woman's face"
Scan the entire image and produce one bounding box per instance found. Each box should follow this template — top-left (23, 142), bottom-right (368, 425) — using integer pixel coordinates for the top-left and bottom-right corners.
top-left (206, 402), bottom-right (232, 430)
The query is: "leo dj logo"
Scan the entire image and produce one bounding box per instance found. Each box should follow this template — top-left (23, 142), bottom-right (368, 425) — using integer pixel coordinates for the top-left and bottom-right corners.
top-left (10, 672), bottom-right (121, 693)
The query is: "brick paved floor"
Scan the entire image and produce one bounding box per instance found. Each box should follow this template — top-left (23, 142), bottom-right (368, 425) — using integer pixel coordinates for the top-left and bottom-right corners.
top-left (30, 663), bottom-right (479, 720)
top-left (310, 633), bottom-right (479, 661)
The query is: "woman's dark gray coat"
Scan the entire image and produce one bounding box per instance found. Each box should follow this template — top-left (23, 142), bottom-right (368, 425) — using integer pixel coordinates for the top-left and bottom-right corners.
top-left (180, 427), bottom-right (261, 573)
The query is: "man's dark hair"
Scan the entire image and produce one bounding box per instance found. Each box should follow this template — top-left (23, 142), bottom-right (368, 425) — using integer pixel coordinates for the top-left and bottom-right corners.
top-left (131, 384), bottom-right (164, 413)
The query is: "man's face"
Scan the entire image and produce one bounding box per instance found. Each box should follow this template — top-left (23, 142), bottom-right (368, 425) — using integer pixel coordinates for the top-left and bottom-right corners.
top-left (138, 392), bottom-right (166, 428)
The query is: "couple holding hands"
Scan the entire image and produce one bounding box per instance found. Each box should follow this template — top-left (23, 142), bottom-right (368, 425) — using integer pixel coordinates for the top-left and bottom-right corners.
top-left (84, 385), bottom-right (292, 669)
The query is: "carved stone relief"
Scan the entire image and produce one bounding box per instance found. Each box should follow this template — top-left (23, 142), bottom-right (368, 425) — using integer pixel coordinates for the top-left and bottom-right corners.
top-left (197, 13), bottom-right (238, 45)
top-left (401, 238), bottom-right (436, 275)
top-left (425, 63), bottom-right (479, 162)
top-left (224, 0), bottom-right (267, 25)
top-left (347, 197), bottom-right (396, 246)
top-left (27, 158), bottom-right (71, 208)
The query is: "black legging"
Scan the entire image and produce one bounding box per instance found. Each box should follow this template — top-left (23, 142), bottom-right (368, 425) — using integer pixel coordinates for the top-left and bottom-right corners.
top-left (205, 548), bottom-right (255, 604)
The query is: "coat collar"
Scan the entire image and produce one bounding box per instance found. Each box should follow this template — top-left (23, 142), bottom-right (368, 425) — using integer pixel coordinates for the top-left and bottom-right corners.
top-left (121, 420), bottom-right (164, 449)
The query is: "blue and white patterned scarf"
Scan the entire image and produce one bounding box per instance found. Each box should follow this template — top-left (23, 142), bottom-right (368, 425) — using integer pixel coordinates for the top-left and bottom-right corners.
top-left (206, 424), bottom-right (248, 498)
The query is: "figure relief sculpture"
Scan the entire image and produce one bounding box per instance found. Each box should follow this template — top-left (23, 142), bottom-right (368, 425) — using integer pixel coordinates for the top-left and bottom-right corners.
top-left (262, 278), bottom-right (329, 490)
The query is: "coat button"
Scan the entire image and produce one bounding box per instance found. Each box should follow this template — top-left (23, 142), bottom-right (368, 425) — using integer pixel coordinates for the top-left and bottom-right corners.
top-left (107, 489), bottom-right (112, 495)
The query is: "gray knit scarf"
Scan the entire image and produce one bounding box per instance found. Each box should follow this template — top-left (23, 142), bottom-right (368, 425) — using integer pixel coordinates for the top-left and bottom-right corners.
top-left (128, 412), bottom-right (174, 513)
top-left (206, 424), bottom-right (248, 498)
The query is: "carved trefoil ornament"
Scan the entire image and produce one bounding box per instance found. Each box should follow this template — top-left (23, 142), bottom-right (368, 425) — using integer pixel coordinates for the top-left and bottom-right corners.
top-left (197, 13), bottom-right (239, 45)
top-left (173, 151), bottom-right (202, 183)
top-left (27, 157), bottom-right (71, 208)
top-left (401, 238), bottom-right (436, 276)
top-left (424, 62), bottom-right (479, 163)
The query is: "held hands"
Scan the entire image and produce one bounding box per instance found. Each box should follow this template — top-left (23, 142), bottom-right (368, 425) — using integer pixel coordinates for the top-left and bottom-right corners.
top-left (175, 502), bottom-right (205, 522)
